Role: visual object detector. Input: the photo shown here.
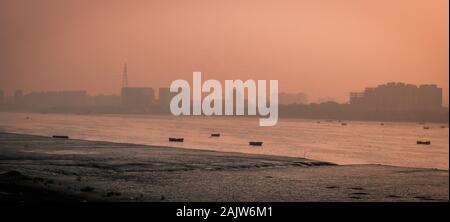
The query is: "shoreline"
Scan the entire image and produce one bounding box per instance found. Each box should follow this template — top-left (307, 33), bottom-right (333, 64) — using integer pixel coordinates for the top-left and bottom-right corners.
top-left (1, 111), bottom-right (448, 170)
top-left (2, 129), bottom-right (448, 171)
top-left (2, 130), bottom-right (448, 171)
top-left (1, 110), bottom-right (449, 124)
top-left (0, 132), bottom-right (448, 202)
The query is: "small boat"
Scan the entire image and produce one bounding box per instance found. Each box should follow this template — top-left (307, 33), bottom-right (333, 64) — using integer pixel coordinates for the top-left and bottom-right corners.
top-left (249, 141), bottom-right (263, 146)
top-left (52, 135), bottom-right (69, 139)
top-left (169, 137), bottom-right (184, 142)
top-left (341, 123), bottom-right (347, 126)
top-left (423, 126), bottom-right (430, 130)
top-left (441, 125), bottom-right (447, 129)
top-left (210, 133), bottom-right (220, 137)
top-left (380, 123), bottom-right (384, 126)
top-left (416, 140), bottom-right (431, 145)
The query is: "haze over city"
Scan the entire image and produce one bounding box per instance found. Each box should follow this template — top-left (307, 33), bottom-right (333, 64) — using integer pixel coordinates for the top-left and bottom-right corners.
top-left (0, 0), bottom-right (449, 208)
top-left (0, 0), bottom-right (448, 106)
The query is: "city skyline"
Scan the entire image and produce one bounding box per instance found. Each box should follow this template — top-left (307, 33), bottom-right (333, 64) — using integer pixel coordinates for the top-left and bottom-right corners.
top-left (0, 0), bottom-right (448, 106)
top-left (1, 81), bottom-right (447, 123)
top-left (0, 82), bottom-right (446, 106)
top-left (0, 67), bottom-right (448, 106)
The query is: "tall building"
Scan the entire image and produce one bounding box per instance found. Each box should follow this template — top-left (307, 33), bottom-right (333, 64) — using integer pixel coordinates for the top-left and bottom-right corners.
top-left (121, 87), bottom-right (155, 112)
top-left (21, 90), bottom-right (89, 108)
top-left (350, 82), bottom-right (442, 112)
top-left (418, 84), bottom-right (442, 110)
top-left (158, 88), bottom-right (177, 113)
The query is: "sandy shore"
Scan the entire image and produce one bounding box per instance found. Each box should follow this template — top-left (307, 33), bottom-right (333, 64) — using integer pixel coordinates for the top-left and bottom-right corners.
top-left (0, 132), bottom-right (447, 202)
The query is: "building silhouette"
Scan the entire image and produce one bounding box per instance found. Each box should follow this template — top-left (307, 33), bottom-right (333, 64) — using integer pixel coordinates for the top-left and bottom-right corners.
top-left (90, 94), bottom-right (121, 107)
top-left (158, 87), bottom-right (178, 113)
top-left (2, 81), bottom-right (446, 122)
top-left (22, 90), bottom-right (89, 108)
top-left (350, 82), bottom-right (442, 112)
top-left (121, 87), bottom-right (155, 112)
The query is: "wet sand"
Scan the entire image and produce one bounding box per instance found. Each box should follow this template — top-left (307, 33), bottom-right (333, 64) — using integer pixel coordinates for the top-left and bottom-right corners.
top-left (0, 132), bottom-right (447, 202)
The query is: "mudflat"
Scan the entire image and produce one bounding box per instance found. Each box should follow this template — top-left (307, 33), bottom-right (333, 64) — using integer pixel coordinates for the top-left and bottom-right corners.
top-left (0, 132), bottom-right (447, 202)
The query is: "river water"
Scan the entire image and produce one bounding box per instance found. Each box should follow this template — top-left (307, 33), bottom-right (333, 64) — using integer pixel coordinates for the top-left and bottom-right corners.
top-left (0, 112), bottom-right (448, 169)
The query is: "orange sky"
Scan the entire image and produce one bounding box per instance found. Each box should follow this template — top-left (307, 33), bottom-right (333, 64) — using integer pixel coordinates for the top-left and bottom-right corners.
top-left (0, 0), bottom-right (448, 105)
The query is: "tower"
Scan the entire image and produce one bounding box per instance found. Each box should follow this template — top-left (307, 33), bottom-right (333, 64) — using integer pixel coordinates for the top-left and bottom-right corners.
top-left (122, 62), bottom-right (128, 88)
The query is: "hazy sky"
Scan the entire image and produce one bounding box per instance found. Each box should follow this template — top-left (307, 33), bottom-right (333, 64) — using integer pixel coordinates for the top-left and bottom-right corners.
top-left (0, 0), bottom-right (448, 105)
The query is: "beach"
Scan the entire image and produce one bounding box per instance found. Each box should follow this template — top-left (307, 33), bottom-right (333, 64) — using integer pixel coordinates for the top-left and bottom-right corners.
top-left (0, 132), bottom-right (448, 202)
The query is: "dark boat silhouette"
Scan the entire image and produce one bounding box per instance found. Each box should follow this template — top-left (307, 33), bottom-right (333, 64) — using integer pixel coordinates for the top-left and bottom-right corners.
top-left (52, 135), bottom-right (69, 139)
top-left (249, 141), bottom-right (263, 146)
top-left (416, 140), bottom-right (431, 145)
top-left (169, 138), bottom-right (184, 142)
top-left (341, 123), bottom-right (347, 126)
top-left (211, 133), bottom-right (220, 137)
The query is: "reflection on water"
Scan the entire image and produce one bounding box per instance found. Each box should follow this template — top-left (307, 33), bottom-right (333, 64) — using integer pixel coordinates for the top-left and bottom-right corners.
top-left (0, 112), bottom-right (448, 170)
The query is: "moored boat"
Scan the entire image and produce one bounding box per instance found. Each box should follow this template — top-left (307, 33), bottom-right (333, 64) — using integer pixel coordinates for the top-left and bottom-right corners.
top-left (249, 141), bottom-right (263, 146)
top-left (52, 135), bottom-right (69, 139)
top-left (416, 140), bottom-right (431, 145)
top-left (169, 137), bottom-right (184, 142)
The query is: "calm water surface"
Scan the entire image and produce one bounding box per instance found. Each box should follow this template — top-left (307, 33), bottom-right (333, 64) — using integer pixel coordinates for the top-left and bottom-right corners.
top-left (0, 112), bottom-right (448, 169)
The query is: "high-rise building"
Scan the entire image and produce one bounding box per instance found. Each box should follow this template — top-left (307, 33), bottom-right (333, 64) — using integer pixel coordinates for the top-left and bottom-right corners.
top-left (21, 90), bottom-right (89, 108)
top-left (158, 87), bottom-right (171, 105)
top-left (418, 84), bottom-right (442, 111)
top-left (121, 87), bottom-right (155, 112)
top-left (158, 87), bottom-right (177, 113)
top-left (350, 82), bottom-right (442, 112)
